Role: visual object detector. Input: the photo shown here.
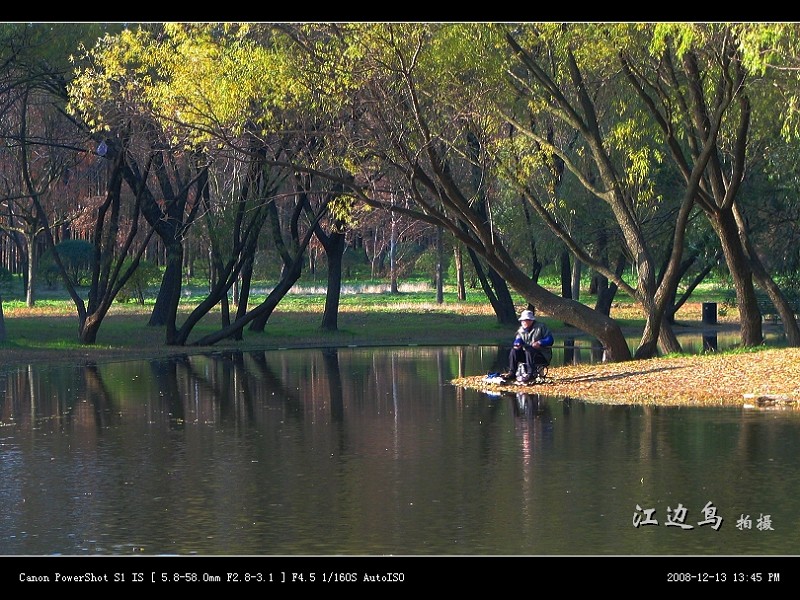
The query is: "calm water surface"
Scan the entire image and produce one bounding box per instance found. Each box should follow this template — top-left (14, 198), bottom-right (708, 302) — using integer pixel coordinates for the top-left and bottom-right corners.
top-left (1, 336), bottom-right (799, 556)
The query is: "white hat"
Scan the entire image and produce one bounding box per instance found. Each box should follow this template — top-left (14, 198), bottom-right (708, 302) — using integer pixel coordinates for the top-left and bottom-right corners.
top-left (519, 309), bottom-right (535, 321)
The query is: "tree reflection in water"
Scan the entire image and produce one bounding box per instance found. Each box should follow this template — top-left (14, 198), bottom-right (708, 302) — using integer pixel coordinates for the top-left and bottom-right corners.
top-left (1, 344), bottom-right (799, 556)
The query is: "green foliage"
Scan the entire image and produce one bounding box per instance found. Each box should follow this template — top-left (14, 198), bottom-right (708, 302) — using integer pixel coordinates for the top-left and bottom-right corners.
top-left (413, 247), bottom-right (451, 282)
top-left (39, 239), bottom-right (94, 287)
top-left (341, 246), bottom-right (371, 279)
top-left (0, 23), bottom-right (120, 80)
top-left (732, 23), bottom-right (793, 76)
top-left (27, 21), bottom-right (800, 355)
top-left (252, 247), bottom-right (285, 280)
top-left (67, 23), bottom-right (357, 148)
top-left (649, 22), bottom-right (702, 58)
top-left (0, 266), bottom-right (12, 286)
top-left (116, 259), bottom-right (162, 304)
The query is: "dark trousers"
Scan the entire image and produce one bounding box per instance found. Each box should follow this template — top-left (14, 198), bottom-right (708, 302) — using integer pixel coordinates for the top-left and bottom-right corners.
top-left (508, 346), bottom-right (549, 376)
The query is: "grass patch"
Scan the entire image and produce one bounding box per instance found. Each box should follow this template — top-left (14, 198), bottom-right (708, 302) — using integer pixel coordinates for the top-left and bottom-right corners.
top-left (0, 276), bottom-right (752, 372)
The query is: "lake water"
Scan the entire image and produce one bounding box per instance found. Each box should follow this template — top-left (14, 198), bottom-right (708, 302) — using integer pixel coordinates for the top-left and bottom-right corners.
top-left (1, 335), bottom-right (799, 589)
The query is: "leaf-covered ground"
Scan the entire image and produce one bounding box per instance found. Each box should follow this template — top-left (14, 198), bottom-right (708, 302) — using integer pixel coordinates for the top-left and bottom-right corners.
top-left (452, 347), bottom-right (800, 408)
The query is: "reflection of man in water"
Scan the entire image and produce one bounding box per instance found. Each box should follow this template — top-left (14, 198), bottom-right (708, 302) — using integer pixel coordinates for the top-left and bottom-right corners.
top-left (512, 392), bottom-right (554, 469)
top-left (514, 392), bottom-right (541, 418)
top-left (506, 308), bottom-right (553, 383)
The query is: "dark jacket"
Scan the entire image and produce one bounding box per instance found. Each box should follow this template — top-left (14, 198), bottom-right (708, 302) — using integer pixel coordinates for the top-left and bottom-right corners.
top-left (515, 319), bottom-right (554, 363)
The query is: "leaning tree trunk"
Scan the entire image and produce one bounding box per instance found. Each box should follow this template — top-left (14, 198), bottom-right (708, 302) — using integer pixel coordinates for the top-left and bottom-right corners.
top-left (571, 259), bottom-right (582, 302)
top-left (191, 257), bottom-right (304, 346)
top-left (499, 262), bottom-right (632, 362)
top-left (389, 216), bottom-right (399, 294)
top-left (149, 241), bottom-right (183, 329)
top-left (711, 209), bottom-right (763, 347)
top-left (465, 245), bottom-right (516, 325)
top-left (636, 301), bottom-right (670, 359)
top-left (231, 254), bottom-right (255, 341)
top-left (657, 317), bottom-right (681, 354)
top-left (751, 266), bottom-right (800, 346)
top-left (595, 253), bottom-right (625, 317)
top-left (734, 204), bottom-right (800, 346)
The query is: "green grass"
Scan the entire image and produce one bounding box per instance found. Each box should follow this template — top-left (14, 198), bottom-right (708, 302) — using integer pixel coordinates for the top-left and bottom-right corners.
top-left (0, 274), bottom-right (752, 368)
top-left (0, 282), bottom-right (513, 353)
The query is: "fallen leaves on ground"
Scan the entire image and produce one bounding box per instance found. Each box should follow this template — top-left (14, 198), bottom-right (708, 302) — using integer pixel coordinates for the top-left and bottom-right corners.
top-left (452, 347), bottom-right (800, 407)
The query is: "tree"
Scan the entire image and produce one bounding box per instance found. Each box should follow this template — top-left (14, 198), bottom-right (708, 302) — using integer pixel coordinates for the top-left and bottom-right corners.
top-left (339, 24), bottom-right (632, 360)
top-left (303, 172), bottom-right (350, 332)
top-left (56, 21), bottom-right (800, 357)
top-left (623, 23), bottom-right (799, 347)
top-left (0, 23), bottom-right (160, 343)
top-left (0, 85), bottom-right (81, 307)
top-left (68, 24), bottom-right (358, 345)
top-left (39, 239), bottom-right (94, 286)
top-left (19, 98), bottom-right (155, 344)
top-left (494, 24), bottom-right (711, 358)
top-left (0, 23), bottom-right (127, 321)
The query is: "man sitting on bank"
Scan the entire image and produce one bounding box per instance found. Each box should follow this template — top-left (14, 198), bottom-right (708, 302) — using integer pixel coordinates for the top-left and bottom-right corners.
top-left (506, 308), bottom-right (554, 383)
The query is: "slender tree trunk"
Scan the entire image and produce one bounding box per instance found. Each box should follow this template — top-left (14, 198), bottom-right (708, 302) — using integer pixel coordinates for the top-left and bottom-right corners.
top-left (571, 259), bottom-right (582, 302)
top-left (436, 226), bottom-right (444, 304)
top-left (220, 293), bottom-right (230, 328)
top-left (560, 250), bottom-right (571, 300)
top-left (25, 234), bottom-right (35, 308)
top-left (519, 198), bottom-right (542, 283)
top-left (454, 244), bottom-right (466, 301)
top-left (595, 253), bottom-right (625, 317)
top-left (389, 216), bottom-right (398, 294)
top-left (321, 229), bottom-right (345, 331)
top-left (232, 254), bottom-right (254, 341)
